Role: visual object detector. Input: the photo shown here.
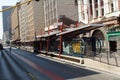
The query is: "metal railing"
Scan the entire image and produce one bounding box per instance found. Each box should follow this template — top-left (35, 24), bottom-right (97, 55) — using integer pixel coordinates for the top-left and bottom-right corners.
top-left (85, 50), bottom-right (120, 67)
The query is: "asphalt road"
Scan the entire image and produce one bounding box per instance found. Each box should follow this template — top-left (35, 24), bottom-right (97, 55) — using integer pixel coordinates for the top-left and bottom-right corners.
top-left (0, 48), bottom-right (120, 80)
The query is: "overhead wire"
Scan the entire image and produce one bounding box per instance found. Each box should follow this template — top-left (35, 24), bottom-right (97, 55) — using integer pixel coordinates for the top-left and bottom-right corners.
top-left (0, 0), bottom-right (33, 12)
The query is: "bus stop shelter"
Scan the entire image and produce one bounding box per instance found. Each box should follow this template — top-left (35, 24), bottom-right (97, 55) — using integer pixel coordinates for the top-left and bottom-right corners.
top-left (56, 23), bottom-right (105, 56)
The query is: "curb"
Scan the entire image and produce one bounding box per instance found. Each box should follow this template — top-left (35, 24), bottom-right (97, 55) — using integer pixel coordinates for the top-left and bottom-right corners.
top-left (40, 51), bottom-right (120, 76)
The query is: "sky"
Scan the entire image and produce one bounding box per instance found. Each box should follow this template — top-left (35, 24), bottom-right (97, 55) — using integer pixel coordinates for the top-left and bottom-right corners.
top-left (0, 0), bottom-right (20, 39)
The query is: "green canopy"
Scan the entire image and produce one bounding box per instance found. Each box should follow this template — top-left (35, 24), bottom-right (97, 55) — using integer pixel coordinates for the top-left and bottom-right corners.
top-left (107, 31), bottom-right (120, 41)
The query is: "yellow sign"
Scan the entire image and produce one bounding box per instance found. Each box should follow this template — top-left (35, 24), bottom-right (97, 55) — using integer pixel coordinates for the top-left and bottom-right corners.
top-left (72, 42), bottom-right (81, 53)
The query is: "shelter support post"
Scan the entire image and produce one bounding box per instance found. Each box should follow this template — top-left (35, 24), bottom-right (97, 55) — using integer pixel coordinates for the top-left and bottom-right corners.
top-left (59, 25), bottom-right (63, 58)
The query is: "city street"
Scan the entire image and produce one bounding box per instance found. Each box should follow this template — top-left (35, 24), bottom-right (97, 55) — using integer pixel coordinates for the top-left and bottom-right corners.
top-left (0, 48), bottom-right (120, 80)
top-left (0, 0), bottom-right (120, 80)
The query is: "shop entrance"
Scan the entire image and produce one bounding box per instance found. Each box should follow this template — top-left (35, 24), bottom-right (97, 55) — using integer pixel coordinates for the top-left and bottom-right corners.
top-left (109, 41), bottom-right (117, 52)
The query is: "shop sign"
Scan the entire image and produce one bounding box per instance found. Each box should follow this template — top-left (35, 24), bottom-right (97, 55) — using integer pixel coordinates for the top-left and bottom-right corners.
top-left (109, 36), bottom-right (120, 41)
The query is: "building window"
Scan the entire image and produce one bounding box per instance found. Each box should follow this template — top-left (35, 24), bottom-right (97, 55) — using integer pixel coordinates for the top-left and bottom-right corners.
top-left (95, 10), bottom-right (98, 17)
top-left (100, 0), bottom-right (104, 6)
top-left (95, 0), bottom-right (98, 3)
top-left (108, 0), bottom-right (114, 12)
top-left (81, 12), bottom-right (85, 20)
top-left (111, 3), bottom-right (114, 12)
top-left (89, 0), bottom-right (92, 4)
top-left (95, 0), bottom-right (98, 8)
top-left (74, 0), bottom-right (78, 6)
top-left (101, 8), bottom-right (104, 16)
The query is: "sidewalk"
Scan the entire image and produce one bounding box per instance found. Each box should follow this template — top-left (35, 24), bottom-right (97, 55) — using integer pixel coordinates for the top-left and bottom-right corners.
top-left (39, 51), bottom-right (120, 76)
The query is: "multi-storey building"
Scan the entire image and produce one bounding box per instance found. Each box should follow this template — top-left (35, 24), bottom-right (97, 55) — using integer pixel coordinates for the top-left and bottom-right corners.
top-left (18, 0), bottom-right (45, 51)
top-left (2, 6), bottom-right (13, 45)
top-left (78, 0), bottom-right (120, 52)
top-left (11, 3), bottom-right (20, 47)
top-left (35, 0), bottom-right (79, 54)
top-left (19, 0), bottom-right (26, 43)
top-left (43, 0), bottom-right (78, 33)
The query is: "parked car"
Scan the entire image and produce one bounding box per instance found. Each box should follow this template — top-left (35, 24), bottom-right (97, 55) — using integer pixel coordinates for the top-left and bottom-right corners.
top-left (0, 43), bottom-right (3, 50)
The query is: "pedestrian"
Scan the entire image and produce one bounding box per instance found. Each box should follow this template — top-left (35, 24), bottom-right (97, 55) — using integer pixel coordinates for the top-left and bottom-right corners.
top-left (0, 43), bottom-right (3, 50)
top-left (9, 44), bottom-right (12, 53)
top-left (0, 43), bottom-right (4, 56)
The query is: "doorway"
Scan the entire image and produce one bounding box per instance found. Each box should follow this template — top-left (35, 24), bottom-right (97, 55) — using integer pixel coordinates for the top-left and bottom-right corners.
top-left (109, 41), bottom-right (117, 52)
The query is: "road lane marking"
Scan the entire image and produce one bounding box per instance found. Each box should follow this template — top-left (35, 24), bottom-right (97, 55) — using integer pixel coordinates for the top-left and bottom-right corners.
top-left (12, 51), bottom-right (64, 80)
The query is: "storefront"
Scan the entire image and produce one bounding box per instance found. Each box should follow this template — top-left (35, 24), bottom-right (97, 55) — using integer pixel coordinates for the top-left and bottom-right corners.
top-left (102, 16), bottom-right (120, 52)
top-left (107, 31), bottom-right (120, 52)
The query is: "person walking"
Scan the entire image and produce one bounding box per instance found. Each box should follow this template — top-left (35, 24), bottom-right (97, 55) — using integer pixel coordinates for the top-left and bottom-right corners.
top-left (0, 43), bottom-right (4, 56)
top-left (9, 44), bottom-right (12, 53)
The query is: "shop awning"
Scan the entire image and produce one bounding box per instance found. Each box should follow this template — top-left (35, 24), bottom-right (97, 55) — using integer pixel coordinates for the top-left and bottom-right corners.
top-left (57, 24), bottom-right (105, 36)
top-left (107, 31), bottom-right (120, 36)
top-left (107, 31), bottom-right (120, 41)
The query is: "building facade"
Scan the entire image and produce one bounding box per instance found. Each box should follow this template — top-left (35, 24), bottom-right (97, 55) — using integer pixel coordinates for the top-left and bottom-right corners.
top-left (38, 0), bottom-right (79, 54)
top-left (9, 0), bottom-right (120, 54)
top-left (43, 0), bottom-right (78, 33)
top-left (2, 6), bottom-right (13, 45)
top-left (78, 0), bottom-right (120, 52)
top-left (18, 0), bottom-right (45, 51)
top-left (11, 3), bottom-right (20, 47)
